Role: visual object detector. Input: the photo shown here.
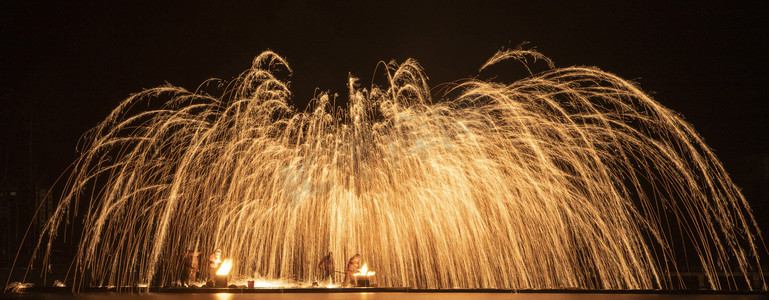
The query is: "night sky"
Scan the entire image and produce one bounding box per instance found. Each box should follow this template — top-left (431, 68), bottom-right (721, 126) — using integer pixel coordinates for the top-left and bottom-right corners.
top-left (2, 1), bottom-right (768, 273)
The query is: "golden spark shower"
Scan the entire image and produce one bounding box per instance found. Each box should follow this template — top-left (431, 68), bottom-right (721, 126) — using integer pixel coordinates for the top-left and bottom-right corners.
top-left (24, 49), bottom-right (766, 291)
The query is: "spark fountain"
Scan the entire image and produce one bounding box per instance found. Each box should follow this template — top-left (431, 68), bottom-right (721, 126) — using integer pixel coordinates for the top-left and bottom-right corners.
top-left (16, 49), bottom-right (766, 291)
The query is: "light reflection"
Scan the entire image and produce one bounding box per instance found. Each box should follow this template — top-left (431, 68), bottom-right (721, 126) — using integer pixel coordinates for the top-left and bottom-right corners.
top-left (215, 293), bottom-right (234, 300)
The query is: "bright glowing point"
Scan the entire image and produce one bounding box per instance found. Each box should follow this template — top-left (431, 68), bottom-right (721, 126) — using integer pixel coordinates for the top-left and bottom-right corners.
top-left (26, 49), bottom-right (767, 291)
top-left (217, 259), bottom-right (233, 276)
top-left (356, 264), bottom-right (375, 276)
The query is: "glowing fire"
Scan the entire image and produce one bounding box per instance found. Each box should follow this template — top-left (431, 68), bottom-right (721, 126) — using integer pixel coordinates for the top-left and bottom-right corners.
top-left (216, 259), bottom-right (233, 275)
top-left (355, 263), bottom-right (375, 276)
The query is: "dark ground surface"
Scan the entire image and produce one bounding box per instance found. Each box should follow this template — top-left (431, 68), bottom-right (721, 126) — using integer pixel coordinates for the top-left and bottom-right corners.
top-left (2, 292), bottom-right (768, 300)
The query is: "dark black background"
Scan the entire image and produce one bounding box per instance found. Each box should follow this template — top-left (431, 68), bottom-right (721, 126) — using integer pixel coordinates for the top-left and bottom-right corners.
top-left (1, 0), bottom-right (768, 279)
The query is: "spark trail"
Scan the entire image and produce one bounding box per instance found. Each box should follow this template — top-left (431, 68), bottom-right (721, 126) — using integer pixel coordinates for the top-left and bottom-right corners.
top-left (22, 49), bottom-right (766, 290)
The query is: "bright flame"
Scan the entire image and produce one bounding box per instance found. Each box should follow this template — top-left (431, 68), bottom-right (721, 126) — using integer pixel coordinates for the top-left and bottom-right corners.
top-left (232, 278), bottom-right (299, 288)
top-left (216, 259), bottom-right (233, 275)
top-left (355, 263), bottom-right (375, 276)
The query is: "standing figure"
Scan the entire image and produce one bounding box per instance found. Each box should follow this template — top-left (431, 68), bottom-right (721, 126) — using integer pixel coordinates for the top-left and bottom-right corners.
top-left (208, 248), bottom-right (222, 281)
top-left (181, 250), bottom-right (200, 287)
top-left (318, 252), bottom-right (335, 283)
top-left (343, 253), bottom-right (361, 286)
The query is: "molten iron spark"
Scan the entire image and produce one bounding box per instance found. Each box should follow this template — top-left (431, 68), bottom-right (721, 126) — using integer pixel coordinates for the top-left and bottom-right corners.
top-left (21, 49), bottom-right (767, 290)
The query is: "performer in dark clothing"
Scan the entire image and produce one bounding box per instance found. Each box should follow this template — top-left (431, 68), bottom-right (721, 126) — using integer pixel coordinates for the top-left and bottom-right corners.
top-left (181, 251), bottom-right (200, 287)
top-left (318, 252), bottom-right (335, 283)
top-left (343, 253), bottom-right (361, 286)
top-left (208, 248), bottom-right (222, 280)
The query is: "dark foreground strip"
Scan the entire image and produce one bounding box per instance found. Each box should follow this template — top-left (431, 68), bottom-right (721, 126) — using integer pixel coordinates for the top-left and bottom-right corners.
top-left (14, 286), bottom-right (769, 295)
